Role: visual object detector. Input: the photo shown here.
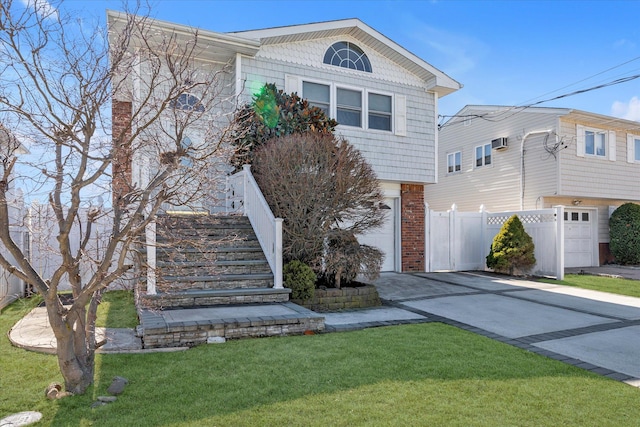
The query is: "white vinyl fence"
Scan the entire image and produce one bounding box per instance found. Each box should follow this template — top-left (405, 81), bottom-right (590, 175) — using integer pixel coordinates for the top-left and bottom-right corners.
top-left (427, 204), bottom-right (565, 279)
top-left (0, 201), bottom-right (117, 309)
top-left (0, 193), bottom-right (28, 310)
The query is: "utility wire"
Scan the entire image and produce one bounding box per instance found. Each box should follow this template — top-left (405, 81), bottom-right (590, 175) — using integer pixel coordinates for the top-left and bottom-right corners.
top-left (440, 57), bottom-right (640, 129)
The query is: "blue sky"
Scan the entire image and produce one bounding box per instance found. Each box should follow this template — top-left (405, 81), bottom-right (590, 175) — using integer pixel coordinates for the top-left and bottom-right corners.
top-left (60, 0), bottom-right (640, 124)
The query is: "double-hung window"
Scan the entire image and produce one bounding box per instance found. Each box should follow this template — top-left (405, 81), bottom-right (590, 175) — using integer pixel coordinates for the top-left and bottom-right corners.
top-left (302, 81), bottom-right (330, 116)
top-left (336, 88), bottom-right (362, 127)
top-left (585, 130), bottom-right (606, 157)
top-left (368, 93), bottom-right (392, 131)
top-left (475, 143), bottom-right (491, 167)
top-left (301, 80), bottom-right (396, 132)
top-left (447, 151), bottom-right (461, 173)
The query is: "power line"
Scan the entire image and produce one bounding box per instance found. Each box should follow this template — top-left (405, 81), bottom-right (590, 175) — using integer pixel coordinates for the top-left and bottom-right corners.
top-left (440, 57), bottom-right (640, 129)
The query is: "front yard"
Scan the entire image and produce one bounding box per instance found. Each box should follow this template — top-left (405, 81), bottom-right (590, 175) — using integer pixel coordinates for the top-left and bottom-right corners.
top-left (541, 273), bottom-right (640, 298)
top-left (1, 293), bottom-right (639, 426)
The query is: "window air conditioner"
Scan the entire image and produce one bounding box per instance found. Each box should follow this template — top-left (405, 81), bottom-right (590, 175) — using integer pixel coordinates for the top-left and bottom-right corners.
top-left (491, 137), bottom-right (508, 150)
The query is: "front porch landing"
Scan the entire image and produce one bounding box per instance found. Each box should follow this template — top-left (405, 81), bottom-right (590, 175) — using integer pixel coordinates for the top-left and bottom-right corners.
top-left (139, 302), bottom-right (324, 348)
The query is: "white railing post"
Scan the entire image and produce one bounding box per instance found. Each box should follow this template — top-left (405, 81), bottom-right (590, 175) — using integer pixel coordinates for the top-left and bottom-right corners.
top-left (274, 218), bottom-right (283, 288)
top-left (140, 156), bottom-right (156, 295)
top-left (242, 164), bottom-right (251, 216)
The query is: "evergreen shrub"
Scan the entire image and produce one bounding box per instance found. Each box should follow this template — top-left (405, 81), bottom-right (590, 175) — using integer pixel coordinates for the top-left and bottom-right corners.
top-left (486, 214), bottom-right (536, 275)
top-left (609, 203), bottom-right (640, 265)
top-left (283, 260), bottom-right (317, 300)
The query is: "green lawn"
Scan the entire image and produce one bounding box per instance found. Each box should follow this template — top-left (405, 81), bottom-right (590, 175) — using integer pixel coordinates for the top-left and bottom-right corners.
top-left (96, 290), bottom-right (138, 329)
top-left (1, 296), bottom-right (639, 426)
top-left (540, 274), bottom-right (640, 298)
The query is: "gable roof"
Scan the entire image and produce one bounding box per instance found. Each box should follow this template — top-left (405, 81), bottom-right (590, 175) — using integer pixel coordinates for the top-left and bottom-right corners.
top-left (229, 19), bottom-right (461, 97)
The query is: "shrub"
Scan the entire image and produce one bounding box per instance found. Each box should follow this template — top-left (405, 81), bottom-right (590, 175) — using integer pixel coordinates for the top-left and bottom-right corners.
top-left (230, 83), bottom-right (337, 168)
top-left (322, 230), bottom-right (383, 289)
top-left (609, 203), bottom-right (640, 265)
top-left (283, 260), bottom-right (316, 300)
top-left (252, 132), bottom-right (386, 281)
top-left (486, 215), bottom-right (536, 275)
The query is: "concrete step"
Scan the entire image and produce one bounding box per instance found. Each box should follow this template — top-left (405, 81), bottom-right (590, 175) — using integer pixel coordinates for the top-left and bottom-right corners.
top-left (156, 246), bottom-right (265, 263)
top-left (157, 272), bottom-right (274, 292)
top-left (157, 259), bottom-right (271, 276)
top-left (138, 301), bottom-right (324, 348)
top-left (139, 287), bottom-right (292, 310)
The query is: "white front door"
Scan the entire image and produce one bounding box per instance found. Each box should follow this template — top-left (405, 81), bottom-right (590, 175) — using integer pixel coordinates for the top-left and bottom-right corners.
top-left (564, 209), bottom-right (597, 267)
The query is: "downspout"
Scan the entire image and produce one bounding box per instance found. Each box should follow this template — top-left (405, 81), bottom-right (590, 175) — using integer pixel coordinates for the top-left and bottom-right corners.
top-left (520, 129), bottom-right (553, 210)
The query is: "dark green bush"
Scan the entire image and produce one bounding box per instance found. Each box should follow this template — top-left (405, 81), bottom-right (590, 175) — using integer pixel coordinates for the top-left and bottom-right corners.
top-left (283, 260), bottom-right (317, 300)
top-left (609, 203), bottom-right (640, 265)
top-left (486, 214), bottom-right (536, 275)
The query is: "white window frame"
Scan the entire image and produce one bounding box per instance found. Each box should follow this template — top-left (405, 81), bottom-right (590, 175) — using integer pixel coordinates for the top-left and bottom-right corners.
top-left (335, 85), bottom-right (363, 129)
top-left (366, 90), bottom-right (393, 132)
top-left (302, 80), bottom-right (331, 116)
top-left (576, 124), bottom-right (616, 161)
top-left (627, 133), bottom-right (640, 163)
top-left (474, 143), bottom-right (492, 168)
top-left (584, 129), bottom-right (607, 157)
top-left (297, 77), bottom-right (399, 134)
top-left (447, 151), bottom-right (461, 174)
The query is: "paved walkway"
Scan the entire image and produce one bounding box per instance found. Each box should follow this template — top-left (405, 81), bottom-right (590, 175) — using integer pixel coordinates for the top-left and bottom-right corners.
top-left (8, 269), bottom-right (640, 386)
top-left (330, 271), bottom-right (640, 387)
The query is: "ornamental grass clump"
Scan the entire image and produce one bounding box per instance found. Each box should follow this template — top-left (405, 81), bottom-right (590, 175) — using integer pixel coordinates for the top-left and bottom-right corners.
top-left (486, 214), bottom-right (536, 275)
top-left (609, 203), bottom-right (640, 265)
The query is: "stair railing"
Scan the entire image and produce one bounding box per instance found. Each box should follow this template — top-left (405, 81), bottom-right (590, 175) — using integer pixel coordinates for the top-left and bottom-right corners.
top-left (227, 165), bottom-right (283, 289)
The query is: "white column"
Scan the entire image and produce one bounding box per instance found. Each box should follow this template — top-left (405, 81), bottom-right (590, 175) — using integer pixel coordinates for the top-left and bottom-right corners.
top-left (145, 219), bottom-right (157, 295)
top-left (274, 218), bottom-right (283, 289)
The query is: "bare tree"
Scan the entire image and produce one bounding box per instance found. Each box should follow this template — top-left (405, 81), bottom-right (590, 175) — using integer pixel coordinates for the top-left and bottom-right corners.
top-left (0, 0), bottom-right (234, 394)
top-left (251, 132), bottom-right (386, 286)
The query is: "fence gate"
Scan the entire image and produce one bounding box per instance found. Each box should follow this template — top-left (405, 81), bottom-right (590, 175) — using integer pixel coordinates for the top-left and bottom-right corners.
top-left (428, 211), bottom-right (452, 271)
top-left (427, 205), bottom-right (564, 279)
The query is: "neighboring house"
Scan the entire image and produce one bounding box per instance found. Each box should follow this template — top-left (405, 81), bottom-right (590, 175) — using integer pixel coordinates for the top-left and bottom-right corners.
top-left (109, 12), bottom-right (461, 273)
top-left (427, 105), bottom-right (640, 267)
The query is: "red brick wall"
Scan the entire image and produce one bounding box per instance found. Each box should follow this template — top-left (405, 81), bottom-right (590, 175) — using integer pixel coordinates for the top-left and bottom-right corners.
top-left (401, 184), bottom-right (425, 272)
top-left (112, 101), bottom-right (132, 207)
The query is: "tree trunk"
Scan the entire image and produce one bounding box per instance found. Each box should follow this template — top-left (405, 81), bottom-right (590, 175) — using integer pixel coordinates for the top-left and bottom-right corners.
top-left (46, 302), bottom-right (95, 395)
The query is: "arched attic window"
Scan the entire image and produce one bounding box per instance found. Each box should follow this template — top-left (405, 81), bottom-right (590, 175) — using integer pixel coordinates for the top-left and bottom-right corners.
top-left (171, 93), bottom-right (205, 112)
top-left (323, 42), bottom-right (372, 73)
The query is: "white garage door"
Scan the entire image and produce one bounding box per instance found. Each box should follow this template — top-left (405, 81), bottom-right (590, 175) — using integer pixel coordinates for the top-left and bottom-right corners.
top-left (564, 209), bottom-right (596, 267)
top-left (358, 198), bottom-right (396, 271)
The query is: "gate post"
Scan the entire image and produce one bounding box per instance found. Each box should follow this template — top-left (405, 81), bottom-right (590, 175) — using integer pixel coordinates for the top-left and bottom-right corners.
top-left (449, 204), bottom-right (457, 271)
top-left (479, 205), bottom-right (488, 271)
top-left (554, 205), bottom-right (565, 280)
top-left (424, 202), bottom-right (430, 272)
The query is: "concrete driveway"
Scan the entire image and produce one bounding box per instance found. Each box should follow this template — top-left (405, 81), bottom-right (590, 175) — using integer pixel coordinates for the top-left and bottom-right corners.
top-left (324, 271), bottom-right (640, 387)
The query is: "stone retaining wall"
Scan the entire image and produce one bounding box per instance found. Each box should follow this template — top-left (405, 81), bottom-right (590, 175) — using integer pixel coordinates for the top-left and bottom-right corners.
top-left (291, 284), bottom-right (381, 312)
